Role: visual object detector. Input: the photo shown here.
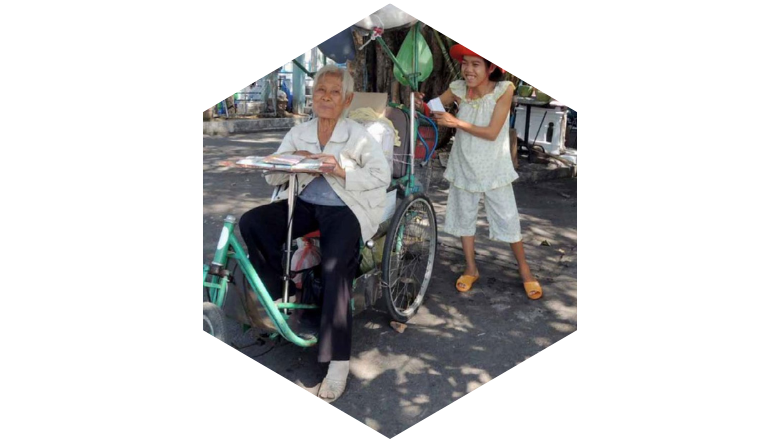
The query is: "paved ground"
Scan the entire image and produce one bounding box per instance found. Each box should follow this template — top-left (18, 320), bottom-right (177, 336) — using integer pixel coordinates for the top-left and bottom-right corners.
top-left (203, 132), bottom-right (577, 437)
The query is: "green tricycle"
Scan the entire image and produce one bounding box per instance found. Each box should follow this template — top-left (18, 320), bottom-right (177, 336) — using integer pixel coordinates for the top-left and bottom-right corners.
top-left (204, 16), bottom-right (442, 347)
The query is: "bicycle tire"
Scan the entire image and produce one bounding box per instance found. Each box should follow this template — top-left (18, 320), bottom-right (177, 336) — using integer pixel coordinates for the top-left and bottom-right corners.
top-left (381, 193), bottom-right (437, 322)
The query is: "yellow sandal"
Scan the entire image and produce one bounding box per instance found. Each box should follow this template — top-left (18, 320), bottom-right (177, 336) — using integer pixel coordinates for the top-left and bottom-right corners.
top-left (523, 281), bottom-right (543, 300)
top-left (456, 274), bottom-right (480, 292)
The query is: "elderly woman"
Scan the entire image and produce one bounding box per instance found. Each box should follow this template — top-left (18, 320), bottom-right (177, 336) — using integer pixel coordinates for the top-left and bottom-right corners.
top-left (239, 65), bottom-right (391, 403)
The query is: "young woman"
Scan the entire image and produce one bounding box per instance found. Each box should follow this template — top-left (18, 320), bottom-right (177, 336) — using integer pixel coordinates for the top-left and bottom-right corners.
top-left (416, 44), bottom-right (542, 300)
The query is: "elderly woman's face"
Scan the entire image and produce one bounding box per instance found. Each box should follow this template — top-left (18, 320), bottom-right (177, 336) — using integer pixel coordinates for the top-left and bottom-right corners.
top-left (313, 74), bottom-right (352, 120)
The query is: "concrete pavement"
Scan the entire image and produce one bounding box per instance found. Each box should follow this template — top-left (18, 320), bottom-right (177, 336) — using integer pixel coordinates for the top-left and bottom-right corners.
top-left (203, 131), bottom-right (577, 437)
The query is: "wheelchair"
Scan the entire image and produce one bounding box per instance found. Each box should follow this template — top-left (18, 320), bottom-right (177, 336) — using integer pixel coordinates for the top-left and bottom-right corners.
top-left (204, 95), bottom-right (440, 347)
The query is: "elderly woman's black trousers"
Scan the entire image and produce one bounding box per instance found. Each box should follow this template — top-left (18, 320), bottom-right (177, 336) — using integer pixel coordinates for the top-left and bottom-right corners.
top-left (239, 199), bottom-right (361, 363)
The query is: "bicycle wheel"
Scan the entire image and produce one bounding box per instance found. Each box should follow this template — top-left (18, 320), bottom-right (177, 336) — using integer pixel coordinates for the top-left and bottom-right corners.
top-left (203, 302), bottom-right (229, 343)
top-left (381, 193), bottom-right (437, 322)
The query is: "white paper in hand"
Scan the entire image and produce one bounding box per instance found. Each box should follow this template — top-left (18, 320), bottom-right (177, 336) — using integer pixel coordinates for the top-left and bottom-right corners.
top-left (428, 97), bottom-right (446, 112)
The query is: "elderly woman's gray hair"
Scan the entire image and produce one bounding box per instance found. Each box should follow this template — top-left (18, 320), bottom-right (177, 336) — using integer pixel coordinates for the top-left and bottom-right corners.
top-left (312, 64), bottom-right (355, 101)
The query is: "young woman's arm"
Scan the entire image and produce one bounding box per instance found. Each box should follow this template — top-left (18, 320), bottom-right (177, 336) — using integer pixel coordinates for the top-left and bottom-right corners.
top-left (437, 88), bottom-right (457, 106)
top-left (435, 84), bottom-right (515, 142)
top-left (413, 88), bottom-right (458, 114)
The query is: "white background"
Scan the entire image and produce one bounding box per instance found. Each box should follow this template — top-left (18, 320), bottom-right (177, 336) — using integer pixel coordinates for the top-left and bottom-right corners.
top-left (2, 0), bottom-right (779, 438)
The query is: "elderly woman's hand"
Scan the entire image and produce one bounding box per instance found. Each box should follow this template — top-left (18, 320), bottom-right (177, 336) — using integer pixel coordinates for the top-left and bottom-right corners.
top-left (292, 150), bottom-right (313, 157)
top-left (309, 154), bottom-right (346, 179)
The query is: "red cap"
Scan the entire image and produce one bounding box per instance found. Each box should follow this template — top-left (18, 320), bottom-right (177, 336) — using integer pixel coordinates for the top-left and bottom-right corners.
top-left (449, 44), bottom-right (505, 73)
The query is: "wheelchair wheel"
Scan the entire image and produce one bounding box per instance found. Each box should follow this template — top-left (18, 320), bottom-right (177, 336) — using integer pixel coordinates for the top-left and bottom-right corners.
top-left (203, 302), bottom-right (229, 343)
top-left (381, 193), bottom-right (437, 322)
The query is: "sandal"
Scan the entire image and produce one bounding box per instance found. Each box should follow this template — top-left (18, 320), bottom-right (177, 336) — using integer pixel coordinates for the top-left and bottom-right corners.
top-left (523, 281), bottom-right (543, 300)
top-left (318, 377), bottom-right (347, 403)
top-left (456, 274), bottom-right (480, 292)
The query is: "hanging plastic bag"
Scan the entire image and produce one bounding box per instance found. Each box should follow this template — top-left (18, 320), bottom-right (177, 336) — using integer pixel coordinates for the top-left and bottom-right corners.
top-left (393, 25), bottom-right (433, 87)
top-left (291, 238), bottom-right (321, 289)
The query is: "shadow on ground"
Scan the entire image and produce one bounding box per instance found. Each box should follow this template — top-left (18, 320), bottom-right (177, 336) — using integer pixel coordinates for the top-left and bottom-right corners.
top-left (204, 134), bottom-right (577, 437)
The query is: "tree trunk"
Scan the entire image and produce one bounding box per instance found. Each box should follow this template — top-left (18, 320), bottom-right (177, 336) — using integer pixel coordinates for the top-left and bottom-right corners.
top-left (349, 31), bottom-right (367, 92)
top-left (420, 26), bottom-right (457, 150)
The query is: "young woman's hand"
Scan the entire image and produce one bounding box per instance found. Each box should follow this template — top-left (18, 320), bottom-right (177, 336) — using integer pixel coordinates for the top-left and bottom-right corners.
top-left (433, 111), bottom-right (460, 128)
top-left (292, 150), bottom-right (313, 157)
top-left (308, 154), bottom-right (346, 179)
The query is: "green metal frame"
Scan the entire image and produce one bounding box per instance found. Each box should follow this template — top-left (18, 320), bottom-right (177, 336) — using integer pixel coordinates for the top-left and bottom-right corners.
top-left (204, 216), bottom-right (317, 347)
top-left (292, 58), bottom-right (314, 78)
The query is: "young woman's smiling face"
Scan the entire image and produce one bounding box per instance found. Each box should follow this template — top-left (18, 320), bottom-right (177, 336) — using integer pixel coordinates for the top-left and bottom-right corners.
top-left (460, 55), bottom-right (495, 87)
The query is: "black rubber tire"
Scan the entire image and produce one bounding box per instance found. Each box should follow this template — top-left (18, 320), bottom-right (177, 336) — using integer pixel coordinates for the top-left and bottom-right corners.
top-left (203, 302), bottom-right (229, 343)
top-left (381, 193), bottom-right (438, 322)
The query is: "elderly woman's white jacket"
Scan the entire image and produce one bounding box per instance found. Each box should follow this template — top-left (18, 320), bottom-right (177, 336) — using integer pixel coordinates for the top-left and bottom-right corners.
top-left (266, 117), bottom-right (392, 242)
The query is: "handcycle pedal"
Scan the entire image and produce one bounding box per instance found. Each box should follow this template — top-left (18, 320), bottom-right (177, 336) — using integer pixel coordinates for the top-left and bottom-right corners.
top-left (287, 310), bottom-right (320, 341)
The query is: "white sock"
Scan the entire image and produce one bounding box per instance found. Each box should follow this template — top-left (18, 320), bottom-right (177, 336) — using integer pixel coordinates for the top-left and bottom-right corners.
top-left (325, 360), bottom-right (350, 382)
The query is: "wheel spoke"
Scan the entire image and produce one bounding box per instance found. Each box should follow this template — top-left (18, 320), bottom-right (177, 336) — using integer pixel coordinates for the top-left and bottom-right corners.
top-left (383, 197), bottom-right (437, 318)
